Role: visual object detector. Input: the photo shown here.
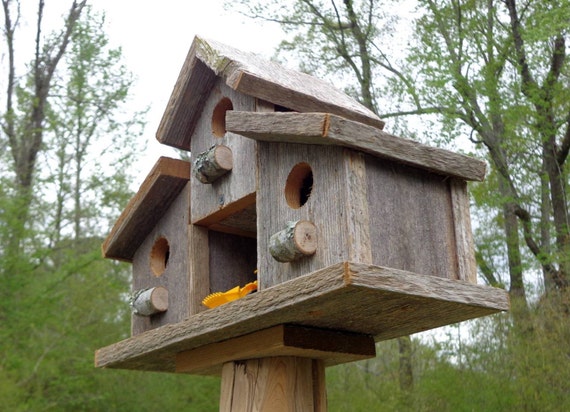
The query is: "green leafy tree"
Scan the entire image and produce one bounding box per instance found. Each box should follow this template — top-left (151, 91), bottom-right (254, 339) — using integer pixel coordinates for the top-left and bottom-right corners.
top-left (230, 0), bottom-right (570, 301)
top-left (228, 0), bottom-right (570, 408)
top-left (405, 0), bottom-right (570, 300)
top-left (1, 2), bottom-right (221, 409)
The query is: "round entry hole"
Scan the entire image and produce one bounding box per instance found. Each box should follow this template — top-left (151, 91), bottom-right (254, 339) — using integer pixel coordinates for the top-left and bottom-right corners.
top-left (212, 97), bottom-right (234, 137)
top-left (285, 163), bottom-right (313, 209)
top-left (150, 237), bottom-right (170, 277)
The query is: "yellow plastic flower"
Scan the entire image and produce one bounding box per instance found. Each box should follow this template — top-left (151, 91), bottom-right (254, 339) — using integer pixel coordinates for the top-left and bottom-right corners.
top-left (202, 281), bottom-right (258, 309)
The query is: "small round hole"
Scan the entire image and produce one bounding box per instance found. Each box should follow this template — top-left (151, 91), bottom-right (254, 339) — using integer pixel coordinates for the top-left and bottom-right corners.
top-left (150, 237), bottom-right (170, 277)
top-left (212, 97), bottom-right (233, 138)
top-left (285, 163), bottom-right (313, 209)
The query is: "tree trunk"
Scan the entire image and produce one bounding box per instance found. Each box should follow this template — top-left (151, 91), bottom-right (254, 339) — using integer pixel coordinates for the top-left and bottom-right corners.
top-left (397, 336), bottom-right (413, 392)
top-left (499, 177), bottom-right (526, 301)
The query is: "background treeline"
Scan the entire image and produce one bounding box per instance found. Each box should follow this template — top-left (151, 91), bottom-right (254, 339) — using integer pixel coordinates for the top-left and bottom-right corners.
top-left (1, 1), bottom-right (569, 411)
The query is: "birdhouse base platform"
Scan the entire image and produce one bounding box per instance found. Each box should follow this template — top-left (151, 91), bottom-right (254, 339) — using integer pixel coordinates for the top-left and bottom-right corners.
top-left (95, 262), bottom-right (509, 374)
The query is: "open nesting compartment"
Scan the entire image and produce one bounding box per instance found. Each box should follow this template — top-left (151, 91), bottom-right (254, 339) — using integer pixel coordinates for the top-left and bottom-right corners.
top-left (189, 93), bottom-right (260, 300)
top-left (206, 227), bottom-right (258, 294)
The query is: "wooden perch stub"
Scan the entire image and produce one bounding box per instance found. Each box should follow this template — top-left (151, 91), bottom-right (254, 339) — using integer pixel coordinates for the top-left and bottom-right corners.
top-left (270, 220), bottom-right (317, 262)
top-left (193, 145), bottom-right (233, 184)
top-left (131, 286), bottom-right (169, 316)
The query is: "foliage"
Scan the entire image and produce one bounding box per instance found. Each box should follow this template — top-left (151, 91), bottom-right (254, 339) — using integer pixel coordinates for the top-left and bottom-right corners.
top-left (230, 0), bottom-right (570, 299)
top-left (228, 0), bottom-right (570, 410)
top-left (0, 2), bottom-right (220, 410)
top-left (328, 300), bottom-right (570, 411)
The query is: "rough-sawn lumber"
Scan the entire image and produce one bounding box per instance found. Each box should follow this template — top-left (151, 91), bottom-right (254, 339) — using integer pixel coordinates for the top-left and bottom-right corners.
top-left (156, 36), bottom-right (384, 150)
top-left (226, 111), bottom-right (486, 182)
top-left (95, 262), bottom-right (509, 373)
top-left (101, 157), bottom-right (190, 262)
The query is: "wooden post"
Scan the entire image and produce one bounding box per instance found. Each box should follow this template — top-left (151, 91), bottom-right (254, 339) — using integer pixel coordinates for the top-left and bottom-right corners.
top-left (220, 357), bottom-right (326, 412)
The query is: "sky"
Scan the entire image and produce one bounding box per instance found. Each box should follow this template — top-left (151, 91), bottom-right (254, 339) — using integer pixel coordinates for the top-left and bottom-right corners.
top-left (92, 0), bottom-right (285, 184)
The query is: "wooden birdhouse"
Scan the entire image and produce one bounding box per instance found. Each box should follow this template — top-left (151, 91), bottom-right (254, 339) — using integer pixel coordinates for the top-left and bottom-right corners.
top-left (97, 36), bottom-right (508, 408)
top-left (101, 157), bottom-right (191, 335)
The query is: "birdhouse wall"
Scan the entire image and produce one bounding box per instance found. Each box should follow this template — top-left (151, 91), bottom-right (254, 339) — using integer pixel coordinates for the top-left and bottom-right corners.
top-left (257, 144), bottom-right (477, 289)
top-left (131, 183), bottom-right (190, 335)
top-left (364, 155), bottom-right (476, 282)
top-left (257, 143), bottom-right (360, 289)
top-left (190, 78), bottom-right (257, 235)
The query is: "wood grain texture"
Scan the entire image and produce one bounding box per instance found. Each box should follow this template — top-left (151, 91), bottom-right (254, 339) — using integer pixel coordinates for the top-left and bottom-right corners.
top-left (156, 36), bottom-right (384, 150)
top-left (269, 220), bottom-right (318, 262)
top-left (131, 287), bottom-right (169, 316)
top-left (450, 179), bottom-right (477, 283)
top-left (156, 55), bottom-right (216, 150)
top-left (175, 324), bottom-right (375, 375)
top-left (188, 225), bottom-right (210, 316)
top-left (366, 157), bottom-right (459, 280)
top-left (95, 262), bottom-right (509, 372)
top-left (193, 144), bottom-right (233, 184)
top-left (131, 184), bottom-right (191, 335)
top-left (219, 357), bottom-right (326, 412)
top-left (226, 111), bottom-right (486, 182)
top-left (101, 157), bottom-right (190, 262)
top-left (343, 149), bottom-right (372, 264)
top-left (190, 78), bottom-right (257, 228)
top-left (257, 143), bottom-right (352, 289)
top-left (213, 202), bottom-right (257, 236)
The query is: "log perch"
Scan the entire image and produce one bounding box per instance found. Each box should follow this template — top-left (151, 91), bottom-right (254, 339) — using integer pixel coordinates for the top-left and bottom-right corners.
top-left (131, 286), bottom-right (169, 316)
top-left (269, 220), bottom-right (318, 262)
top-left (193, 145), bottom-right (233, 184)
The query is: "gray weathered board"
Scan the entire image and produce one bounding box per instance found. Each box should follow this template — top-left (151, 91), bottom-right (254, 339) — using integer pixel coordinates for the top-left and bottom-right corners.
top-left (101, 157), bottom-right (190, 262)
top-left (95, 262), bottom-right (509, 373)
top-left (131, 184), bottom-right (190, 335)
top-left (255, 141), bottom-right (477, 289)
top-left (226, 111), bottom-right (486, 182)
top-left (156, 36), bottom-right (384, 150)
top-left (190, 77), bottom-right (257, 236)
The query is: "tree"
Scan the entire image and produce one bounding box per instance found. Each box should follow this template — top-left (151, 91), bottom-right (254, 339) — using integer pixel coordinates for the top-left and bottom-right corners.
top-left (2, 0), bottom-right (87, 240)
top-left (0, 3), bottom-right (223, 409)
top-left (228, 0), bottom-right (570, 402)
top-left (406, 0), bottom-right (570, 299)
top-left (231, 0), bottom-right (570, 302)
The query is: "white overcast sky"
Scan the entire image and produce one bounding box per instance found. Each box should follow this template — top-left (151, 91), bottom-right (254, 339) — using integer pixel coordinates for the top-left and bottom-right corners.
top-left (8, 1), bottom-right (418, 185)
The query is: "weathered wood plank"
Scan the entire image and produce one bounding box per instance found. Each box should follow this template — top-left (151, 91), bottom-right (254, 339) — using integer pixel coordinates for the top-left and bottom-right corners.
top-left (226, 111), bottom-right (486, 182)
top-left (343, 149), bottom-right (372, 264)
top-left (366, 157), bottom-right (458, 280)
top-left (219, 357), bottom-right (326, 412)
top-left (175, 324), bottom-right (375, 376)
top-left (101, 157), bottom-right (190, 262)
top-left (131, 184), bottom-right (191, 335)
top-left (450, 179), bottom-right (478, 283)
top-left (190, 78), bottom-right (257, 228)
top-left (156, 55), bottom-right (217, 150)
top-left (256, 143), bottom-right (352, 289)
top-left (156, 36), bottom-right (384, 150)
top-left (95, 262), bottom-right (509, 373)
top-left (188, 225), bottom-right (210, 316)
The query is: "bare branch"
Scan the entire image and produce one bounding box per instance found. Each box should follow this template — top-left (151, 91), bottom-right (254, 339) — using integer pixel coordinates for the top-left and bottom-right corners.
top-left (475, 250), bottom-right (502, 288)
